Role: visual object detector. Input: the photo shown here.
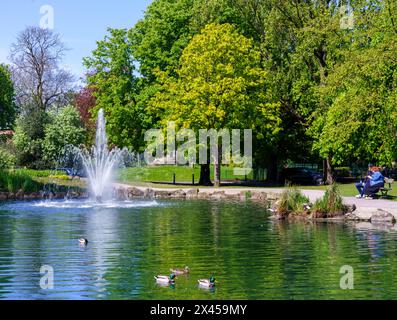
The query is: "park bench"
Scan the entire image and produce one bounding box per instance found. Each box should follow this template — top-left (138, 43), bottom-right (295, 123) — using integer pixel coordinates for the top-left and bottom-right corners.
top-left (380, 177), bottom-right (394, 198)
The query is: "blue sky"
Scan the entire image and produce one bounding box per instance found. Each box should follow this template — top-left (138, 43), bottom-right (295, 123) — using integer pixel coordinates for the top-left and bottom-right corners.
top-left (0, 0), bottom-right (152, 81)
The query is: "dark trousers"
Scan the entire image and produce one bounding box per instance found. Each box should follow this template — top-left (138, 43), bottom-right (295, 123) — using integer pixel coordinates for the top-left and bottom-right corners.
top-left (356, 180), bottom-right (370, 197)
top-left (364, 182), bottom-right (384, 197)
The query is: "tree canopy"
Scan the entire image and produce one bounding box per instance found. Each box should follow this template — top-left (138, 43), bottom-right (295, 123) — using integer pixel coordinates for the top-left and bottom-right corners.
top-left (0, 64), bottom-right (16, 130)
top-left (149, 23), bottom-right (281, 185)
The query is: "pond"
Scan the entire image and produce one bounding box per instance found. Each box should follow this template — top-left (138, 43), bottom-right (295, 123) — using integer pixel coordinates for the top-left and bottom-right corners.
top-left (0, 199), bottom-right (396, 300)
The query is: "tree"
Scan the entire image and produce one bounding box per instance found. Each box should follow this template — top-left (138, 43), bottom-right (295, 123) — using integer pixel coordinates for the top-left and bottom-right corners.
top-left (129, 0), bottom-right (196, 82)
top-left (13, 109), bottom-right (49, 168)
top-left (150, 23), bottom-right (281, 186)
top-left (43, 105), bottom-right (86, 166)
top-left (84, 28), bottom-right (147, 151)
top-left (0, 64), bottom-right (16, 130)
top-left (9, 26), bottom-right (74, 112)
top-left (254, 0), bottom-right (351, 183)
top-left (74, 86), bottom-right (96, 141)
top-left (312, 0), bottom-right (397, 167)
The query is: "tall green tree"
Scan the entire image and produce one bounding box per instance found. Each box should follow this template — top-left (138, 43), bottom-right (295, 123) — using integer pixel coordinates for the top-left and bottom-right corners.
top-left (150, 23), bottom-right (281, 186)
top-left (312, 0), bottom-right (397, 167)
top-left (129, 0), bottom-right (196, 82)
top-left (84, 28), bottom-right (146, 150)
top-left (0, 64), bottom-right (16, 130)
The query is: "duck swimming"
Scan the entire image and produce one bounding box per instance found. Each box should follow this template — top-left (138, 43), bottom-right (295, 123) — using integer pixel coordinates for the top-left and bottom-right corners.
top-left (78, 238), bottom-right (88, 245)
top-left (170, 266), bottom-right (189, 275)
top-left (154, 273), bottom-right (176, 285)
top-left (198, 276), bottom-right (215, 288)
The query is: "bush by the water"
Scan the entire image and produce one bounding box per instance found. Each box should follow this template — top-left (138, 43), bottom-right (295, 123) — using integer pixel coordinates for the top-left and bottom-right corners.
top-left (274, 184), bottom-right (347, 219)
top-left (277, 188), bottom-right (310, 217)
top-left (312, 184), bottom-right (345, 217)
top-left (0, 170), bottom-right (43, 193)
top-left (0, 148), bottom-right (16, 169)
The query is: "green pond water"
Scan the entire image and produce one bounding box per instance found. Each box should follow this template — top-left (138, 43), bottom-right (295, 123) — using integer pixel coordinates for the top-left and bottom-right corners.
top-left (0, 198), bottom-right (396, 300)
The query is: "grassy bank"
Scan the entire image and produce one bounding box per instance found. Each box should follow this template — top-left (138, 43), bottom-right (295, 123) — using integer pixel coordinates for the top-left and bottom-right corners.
top-left (300, 183), bottom-right (397, 199)
top-left (0, 170), bottom-right (43, 193)
top-left (0, 169), bottom-right (85, 193)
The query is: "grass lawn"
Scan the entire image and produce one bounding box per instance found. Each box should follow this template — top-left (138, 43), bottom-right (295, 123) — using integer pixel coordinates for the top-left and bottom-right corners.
top-left (300, 182), bottom-right (397, 199)
top-left (116, 165), bottom-right (259, 184)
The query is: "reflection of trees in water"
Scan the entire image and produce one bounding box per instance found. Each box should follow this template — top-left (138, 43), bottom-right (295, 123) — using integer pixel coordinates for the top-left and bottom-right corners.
top-left (3, 202), bottom-right (397, 299)
top-left (0, 212), bottom-right (18, 298)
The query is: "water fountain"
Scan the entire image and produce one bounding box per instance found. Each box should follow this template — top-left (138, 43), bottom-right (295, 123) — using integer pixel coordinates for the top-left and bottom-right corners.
top-left (76, 109), bottom-right (126, 201)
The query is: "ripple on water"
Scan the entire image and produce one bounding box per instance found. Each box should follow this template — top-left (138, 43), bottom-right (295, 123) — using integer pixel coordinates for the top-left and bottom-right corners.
top-left (0, 199), bottom-right (397, 299)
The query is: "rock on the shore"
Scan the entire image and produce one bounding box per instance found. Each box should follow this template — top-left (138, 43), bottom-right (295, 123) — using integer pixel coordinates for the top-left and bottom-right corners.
top-left (346, 207), bottom-right (397, 224)
top-left (0, 192), bottom-right (8, 201)
top-left (371, 209), bottom-right (396, 224)
top-left (127, 187), bottom-right (145, 197)
top-left (186, 189), bottom-right (199, 199)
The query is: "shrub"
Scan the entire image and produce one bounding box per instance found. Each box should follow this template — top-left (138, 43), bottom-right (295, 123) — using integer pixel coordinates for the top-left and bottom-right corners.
top-left (43, 105), bottom-right (86, 167)
top-left (0, 147), bottom-right (16, 169)
top-left (0, 170), bottom-right (43, 193)
top-left (17, 169), bottom-right (54, 178)
top-left (48, 174), bottom-right (70, 180)
top-left (13, 109), bottom-right (49, 168)
top-left (312, 183), bottom-right (345, 217)
top-left (277, 187), bottom-right (310, 217)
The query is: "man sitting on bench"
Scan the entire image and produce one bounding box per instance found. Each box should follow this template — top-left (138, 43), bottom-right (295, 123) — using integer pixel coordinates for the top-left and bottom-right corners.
top-left (363, 166), bottom-right (384, 199)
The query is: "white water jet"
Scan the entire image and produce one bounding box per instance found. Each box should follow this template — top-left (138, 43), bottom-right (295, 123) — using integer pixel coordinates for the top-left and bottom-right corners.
top-left (76, 109), bottom-right (125, 201)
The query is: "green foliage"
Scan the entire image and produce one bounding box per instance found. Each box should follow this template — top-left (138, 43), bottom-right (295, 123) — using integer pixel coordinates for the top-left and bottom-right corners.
top-left (84, 28), bottom-right (147, 150)
top-left (13, 109), bottom-right (49, 168)
top-left (43, 105), bottom-right (86, 166)
top-left (149, 23), bottom-right (281, 183)
top-left (310, 0), bottom-right (397, 166)
top-left (13, 106), bottom-right (85, 168)
top-left (0, 147), bottom-right (16, 169)
top-left (0, 170), bottom-right (43, 193)
top-left (48, 174), bottom-right (70, 180)
top-left (0, 64), bottom-right (16, 129)
top-left (129, 0), bottom-right (196, 81)
top-left (16, 169), bottom-right (56, 178)
top-left (150, 23), bottom-right (281, 134)
top-left (277, 188), bottom-right (310, 217)
top-left (313, 184), bottom-right (345, 217)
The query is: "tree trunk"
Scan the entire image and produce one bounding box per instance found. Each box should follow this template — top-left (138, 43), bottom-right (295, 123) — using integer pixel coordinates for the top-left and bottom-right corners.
top-left (266, 154), bottom-right (278, 182)
top-left (325, 156), bottom-right (334, 185)
top-left (199, 164), bottom-right (212, 186)
top-left (214, 145), bottom-right (221, 187)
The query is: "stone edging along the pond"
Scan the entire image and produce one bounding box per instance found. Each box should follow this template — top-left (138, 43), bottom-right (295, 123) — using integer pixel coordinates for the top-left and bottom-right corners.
top-left (1, 184), bottom-right (396, 225)
top-left (113, 185), bottom-right (397, 225)
top-left (0, 190), bottom-right (88, 201)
